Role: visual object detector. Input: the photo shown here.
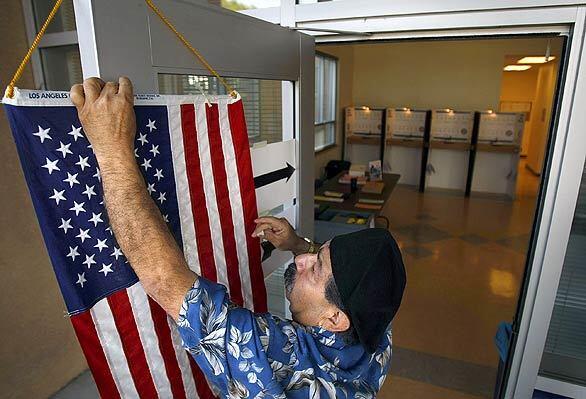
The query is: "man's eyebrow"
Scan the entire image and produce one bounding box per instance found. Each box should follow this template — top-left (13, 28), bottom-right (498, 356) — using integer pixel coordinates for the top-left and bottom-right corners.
top-left (317, 247), bottom-right (324, 272)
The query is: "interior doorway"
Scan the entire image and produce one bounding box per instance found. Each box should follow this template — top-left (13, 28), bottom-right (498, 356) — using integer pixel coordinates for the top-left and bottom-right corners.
top-left (314, 35), bottom-right (564, 398)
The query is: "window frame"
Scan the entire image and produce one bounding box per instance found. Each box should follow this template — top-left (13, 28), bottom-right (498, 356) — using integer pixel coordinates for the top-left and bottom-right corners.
top-left (314, 50), bottom-right (338, 152)
top-left (22, 0), bottom-right (80, 90)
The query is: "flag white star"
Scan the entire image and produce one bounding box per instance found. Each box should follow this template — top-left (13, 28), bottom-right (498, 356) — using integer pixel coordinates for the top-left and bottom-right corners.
top-left (58, 218), bottom-right (73, 234)
top-left (49, 189), bottom-right (66, 205)
top-left (163, 214), bottom-right (169, 223)
top-left (75, 272), bottom-right (87, 288)
top-left (105, 226), bottom-right (113, 235)
top-left (83, 254), bottom-right (96, 269)
top-left (93, 168), bottom-right (101, 182)
top-left (56, 141), bottom-right (73, 158)
top-left (147, 183), bottom-right (156, 194)
top-left (141, 158), bottom-right (152, 171)
top-left (149, 144), bottom-right (160, 157)
top-left (157, 192), bottom-right (167, 204)
top-left (63, 172), bottom-right (80, 188)
top-left (33, 125), bottom-right (52, 143)
top-left (42, 158), bottom-right (60, 175)
top-left (75, 155), bottom-right (91, 171)
top-left (94, 238), bottom-right (108, 252)
top-left (67, 246), bottom-right (80, 261)
top-left (111, 246), bottom-right (123, 260)
top-left (154, 169), bottom-right (164, 181)
top-left (137, 132), bottom-right (148, 146)
top-left (146, 119), bottom-right (157, 132)
top-left (82, 184), bottom-right (97, 200)
top-left (134, 148), bottom-right (139, 158)
top-left (76, 228), bottom-right (91, 243)
top-left (99, 263), bottom-right (113, 276)
top-left (69, 201), bottom-right (86, 216)
top-left (88, 212), bottom-right (104, 227)
top-left (68, 125), bottom-right (84, 141)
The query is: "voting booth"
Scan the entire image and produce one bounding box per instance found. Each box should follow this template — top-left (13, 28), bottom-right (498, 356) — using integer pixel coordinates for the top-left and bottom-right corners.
top-left (470, 112), bottom-right (524, 198)
top-left (384, 108), bottom-right (428, 186)
top-left (344, 106), bottom-right (384, 165)
top-left (426, 110), bottom-right (474, 191)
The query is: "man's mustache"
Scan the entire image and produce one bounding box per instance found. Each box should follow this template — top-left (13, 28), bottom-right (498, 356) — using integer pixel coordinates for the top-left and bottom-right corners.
top-left (284, 262), bottom-right (297, 296)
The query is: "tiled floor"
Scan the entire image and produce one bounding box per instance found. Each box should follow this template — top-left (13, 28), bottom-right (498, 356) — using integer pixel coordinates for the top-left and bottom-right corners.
top-left (377, 160), bottom-right (541, 398)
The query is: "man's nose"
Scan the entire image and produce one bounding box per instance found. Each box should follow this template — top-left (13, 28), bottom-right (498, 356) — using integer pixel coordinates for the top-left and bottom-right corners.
top-left (294, 253), bottom-right (315, 272)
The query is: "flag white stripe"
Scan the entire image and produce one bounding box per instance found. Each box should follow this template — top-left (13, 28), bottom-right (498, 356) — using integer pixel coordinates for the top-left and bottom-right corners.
top-left (167, 317), bottom-right (199, 399)
top-left (195, 103), bottom-right (229, 288)
top-left (167, 104), bottom-right (201, 274)
top-left (218, 103), bottom-right (254, 310)
top-left (127, 284), bottom-right (174, 399)
top-left (91, 296), bottom-right (139, 399)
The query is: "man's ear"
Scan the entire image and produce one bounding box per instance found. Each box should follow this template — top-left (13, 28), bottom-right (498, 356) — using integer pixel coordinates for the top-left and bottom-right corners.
top-left (322, 309), bottom-right (350, 333)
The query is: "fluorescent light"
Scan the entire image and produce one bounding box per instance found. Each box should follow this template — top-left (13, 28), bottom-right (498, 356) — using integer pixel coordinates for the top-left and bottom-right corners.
top-left (517, 56), bottom-right (556, 64)
top-left (504, 65), bottom-right (532, 71)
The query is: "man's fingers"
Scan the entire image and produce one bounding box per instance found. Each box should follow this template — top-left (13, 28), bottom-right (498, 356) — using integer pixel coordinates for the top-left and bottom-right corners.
top-left (102, 81), bottom-right (119, 97)
top-left (264, 230), bottom-right (279, 242)
top-left (70, 84), bottom-right (85, 110)
top-left (252, 223), bottom-right (275, 237)
top-left (118, 76), bottom-right (133, 99)
top-left (254, 216), bottom-right (279, 224)
top-left (82, 77), bottom-right (105, 103)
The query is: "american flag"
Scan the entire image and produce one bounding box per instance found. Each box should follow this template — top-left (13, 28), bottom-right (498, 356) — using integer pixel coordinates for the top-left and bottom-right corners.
top-left (3, 89), bottom-right (267, 398)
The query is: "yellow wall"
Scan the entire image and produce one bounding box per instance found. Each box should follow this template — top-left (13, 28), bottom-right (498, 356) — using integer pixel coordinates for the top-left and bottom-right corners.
top-left (315, 37), bottom-right (563, 177)
top-left (0, 3), bottom-right (87, 399)
top-left (499, 66), bottom-right (539, 155)
top-left (314, 45), bottom-right (354, 178)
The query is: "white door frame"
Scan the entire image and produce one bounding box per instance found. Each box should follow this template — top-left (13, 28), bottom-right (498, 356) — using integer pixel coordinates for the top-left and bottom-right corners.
top-left (245, 1), bottom-right (586, 398)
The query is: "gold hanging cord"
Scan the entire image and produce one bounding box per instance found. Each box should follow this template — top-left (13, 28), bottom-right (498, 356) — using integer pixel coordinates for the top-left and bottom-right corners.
top-left (5, 0), bottom-right (237, 99)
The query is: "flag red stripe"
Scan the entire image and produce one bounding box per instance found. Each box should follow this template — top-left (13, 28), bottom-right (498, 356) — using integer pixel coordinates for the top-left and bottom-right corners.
top-left (147, 298), bottom-right (187, 399)
top-left (206, 104), bottom-right (244, 306)
top-left (180, 104), bottom-right (217, 281)
top-left (189, 353), bottom-right (216, 399)
top-left (227, 102), bottom-right (267, 312)
top-left (71, 312), bottom-right (121, 399)
top-left (107, 291), bottom-right (159, 399)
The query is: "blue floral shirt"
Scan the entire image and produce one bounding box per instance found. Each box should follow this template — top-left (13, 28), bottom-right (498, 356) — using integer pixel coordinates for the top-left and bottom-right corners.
top-left (177, 277), bottom-right (393, 399)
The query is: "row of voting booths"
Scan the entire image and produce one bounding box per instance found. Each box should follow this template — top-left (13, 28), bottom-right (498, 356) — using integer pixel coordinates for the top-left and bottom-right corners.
top-left (344, 106), bottom-right (525, 199)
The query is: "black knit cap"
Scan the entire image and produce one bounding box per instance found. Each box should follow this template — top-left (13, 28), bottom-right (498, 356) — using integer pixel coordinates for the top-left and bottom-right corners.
top-left (330, 228), bottom-right (406, 353)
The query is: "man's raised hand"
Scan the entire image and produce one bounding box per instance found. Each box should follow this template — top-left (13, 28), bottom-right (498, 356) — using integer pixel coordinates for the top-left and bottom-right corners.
top-left (252, 216), bottom-right (309, 255)
top-left (70, 77), bottom-right (136, 160)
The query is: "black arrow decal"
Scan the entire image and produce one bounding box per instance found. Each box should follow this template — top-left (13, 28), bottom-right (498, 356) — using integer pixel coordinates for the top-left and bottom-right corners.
top-left (254, 162), bottom-right (295, 189)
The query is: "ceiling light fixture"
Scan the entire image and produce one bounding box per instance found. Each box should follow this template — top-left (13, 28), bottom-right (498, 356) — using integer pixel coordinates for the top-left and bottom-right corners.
top-left (517, 56), bottom-right (556, 64)
top-left (504, 65), bottom-right (532, 71)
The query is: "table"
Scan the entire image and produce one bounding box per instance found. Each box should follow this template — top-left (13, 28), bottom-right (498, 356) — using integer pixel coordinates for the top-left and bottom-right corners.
top-left (315, 172), bottom-right (400, 215)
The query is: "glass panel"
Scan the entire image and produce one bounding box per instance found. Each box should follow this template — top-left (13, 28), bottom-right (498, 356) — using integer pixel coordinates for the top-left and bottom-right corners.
top-left (32, 0), bottom-right (76, 33)
top-left (158, 74), bottom-right (283, 146)
top-left (540, 163), bottom-right (586, 384)
top-left (314, 124), bottom-right (326, 150)
top-left (322, 57), bottom-right (336, 122)
top-left (315, 122), bottom-right (335, 151)
top-left (315, 56), bottom-right (323, 123)
top-left (40, 44), bottom-right (82, 90)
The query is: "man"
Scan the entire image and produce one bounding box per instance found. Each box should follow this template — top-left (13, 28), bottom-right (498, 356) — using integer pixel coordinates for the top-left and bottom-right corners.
top-left (71, 77), bottom-right (406, 398)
